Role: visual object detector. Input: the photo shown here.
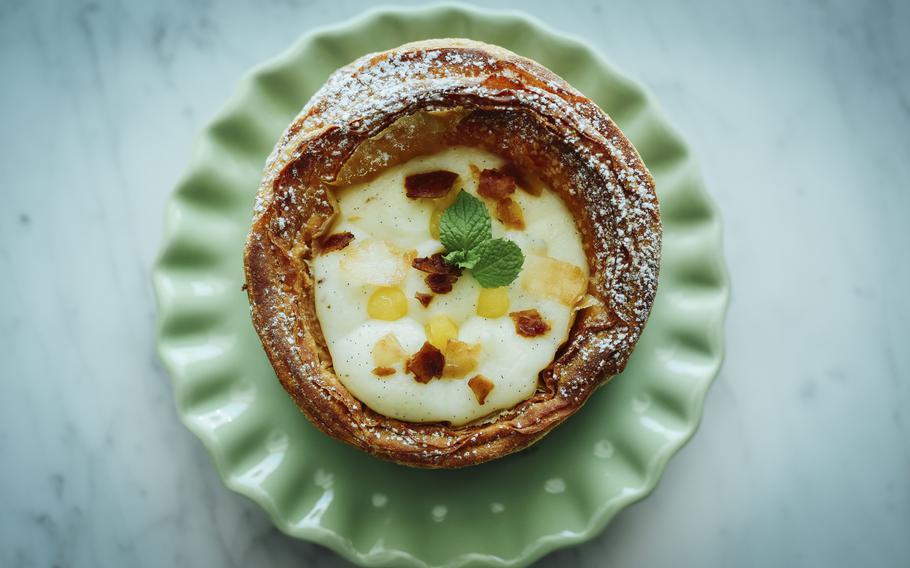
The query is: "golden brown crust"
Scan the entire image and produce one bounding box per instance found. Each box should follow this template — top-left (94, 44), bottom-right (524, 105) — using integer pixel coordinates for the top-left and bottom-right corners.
top-left (244, 39), bottom-right (661, 468)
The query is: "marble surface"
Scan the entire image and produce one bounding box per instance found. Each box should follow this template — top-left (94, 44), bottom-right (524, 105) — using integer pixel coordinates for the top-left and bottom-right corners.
top-left (1, 0), bottom-right (908, 566)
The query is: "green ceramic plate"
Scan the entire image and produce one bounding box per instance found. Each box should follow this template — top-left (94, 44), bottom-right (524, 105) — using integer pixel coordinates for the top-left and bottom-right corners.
top-left (153, 4), bottom-right (728, 567)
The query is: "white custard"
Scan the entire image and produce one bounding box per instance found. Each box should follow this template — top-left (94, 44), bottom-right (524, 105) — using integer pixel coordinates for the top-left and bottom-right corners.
top-left (312, 147), bottom-right (588, 425)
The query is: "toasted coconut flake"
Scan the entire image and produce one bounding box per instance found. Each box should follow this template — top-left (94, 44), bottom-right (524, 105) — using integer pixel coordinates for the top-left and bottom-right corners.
top-left (477, 168), bottom-right (516, 200)
top-left (495, 197), bottom-right (525, 230)
top-left (509, 309), bottom-right (551, 338)
top-left (404, 170), bottom-right (459, 198)
top-left (317, 231), bottom-right (355, 254)
top-left (372, 333), bottom-right (407, 367)
top-left (468, 375), bottom-right (495, 405)
top-left (405, 342), bottom-right (446, 384)
top-left (415, 292), bottom-right (434, 307)
top-left (340, 240), bottom-right (415, 286)
top-left (372, 366), bottom-right (396, 377)
top-left (442, 339), bottom-right (481, 378)
top-left (521, 255), bottom-right (588, 306)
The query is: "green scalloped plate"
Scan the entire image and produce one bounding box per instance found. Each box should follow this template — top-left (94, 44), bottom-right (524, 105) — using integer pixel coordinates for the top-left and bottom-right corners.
top-left (153, 4), bottom-right (729, 567)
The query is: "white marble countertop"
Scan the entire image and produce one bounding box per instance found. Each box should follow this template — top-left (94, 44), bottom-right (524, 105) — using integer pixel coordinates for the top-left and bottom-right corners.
top-left (1, 0), bottom-right (908, 566)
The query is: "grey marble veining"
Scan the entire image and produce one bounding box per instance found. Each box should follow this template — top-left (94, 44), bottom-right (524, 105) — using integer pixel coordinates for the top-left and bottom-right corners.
top-left (1, 0), bottom-right (908, 566)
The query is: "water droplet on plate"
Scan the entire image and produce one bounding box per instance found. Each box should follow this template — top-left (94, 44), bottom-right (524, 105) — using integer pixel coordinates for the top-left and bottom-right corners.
top-left (371, 493), bottom-right (388, 508)
top-left (593, 439), bottom-right (614, 459)
top-left (631, 392), bottom-right (651, 413)
top-left (544, 478), bottom-right (566, 494)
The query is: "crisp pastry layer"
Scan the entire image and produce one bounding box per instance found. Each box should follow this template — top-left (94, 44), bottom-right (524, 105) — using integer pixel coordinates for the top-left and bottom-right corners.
top-left (244, 39), bottom-right (661, 468)
top-left (313, 147), bottom-right (588, 425)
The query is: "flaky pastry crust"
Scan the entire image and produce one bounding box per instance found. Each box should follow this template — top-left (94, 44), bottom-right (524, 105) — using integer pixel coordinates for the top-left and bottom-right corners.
top-left (244, 39), bottom-right (661, 468)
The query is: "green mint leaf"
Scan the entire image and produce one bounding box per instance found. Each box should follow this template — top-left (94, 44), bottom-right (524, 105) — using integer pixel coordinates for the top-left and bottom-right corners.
top-left (436, 190), bottom-right (524, 285)
top-left (443, 248), bottom-right (480, 269)
top-left (471, 238), bottom-right (525, 288)
top-left (439, 190), bottom-right (492, 254)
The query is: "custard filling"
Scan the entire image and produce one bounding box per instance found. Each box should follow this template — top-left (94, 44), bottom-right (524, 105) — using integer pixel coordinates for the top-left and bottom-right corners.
top-left (312, 147), bottom-right (588, 425)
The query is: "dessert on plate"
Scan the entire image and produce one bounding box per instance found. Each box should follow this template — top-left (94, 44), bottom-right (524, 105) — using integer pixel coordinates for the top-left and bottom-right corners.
top-left (244, 39), bottom-right (661, 468)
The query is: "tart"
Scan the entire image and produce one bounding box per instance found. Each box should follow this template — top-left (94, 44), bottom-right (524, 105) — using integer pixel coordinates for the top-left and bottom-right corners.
top-left (244, 39), bottom-right (661, 468)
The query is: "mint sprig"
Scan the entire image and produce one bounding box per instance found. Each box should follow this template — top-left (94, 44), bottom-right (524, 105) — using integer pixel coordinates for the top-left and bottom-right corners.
top-left (439, 190), bottom-right (491, 255)
top-left (471, 238), bottom-right (524, 288)
top-left (438, 190), bottom-right (524, 288)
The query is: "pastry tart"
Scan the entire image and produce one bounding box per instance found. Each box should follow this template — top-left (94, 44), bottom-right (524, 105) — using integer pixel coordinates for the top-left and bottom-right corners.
top-left (244, 39), bottom-right (661, 468)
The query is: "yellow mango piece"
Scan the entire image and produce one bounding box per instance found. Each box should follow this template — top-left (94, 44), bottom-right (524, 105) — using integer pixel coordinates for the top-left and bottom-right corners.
top-left (476, 287), bottom-right (510, 318)
top-left (429, 208), bottom-right (443, 240)
top-left (425, 315), bottom-right (458, 352)
top-left (368, 287), bottom-right (408, 320)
